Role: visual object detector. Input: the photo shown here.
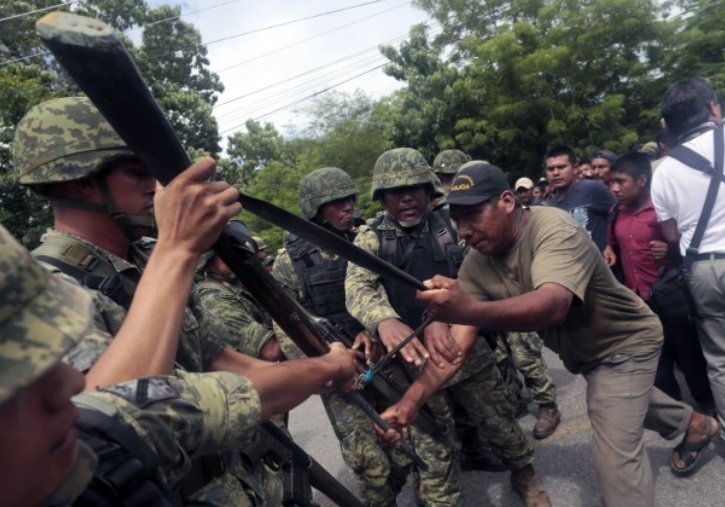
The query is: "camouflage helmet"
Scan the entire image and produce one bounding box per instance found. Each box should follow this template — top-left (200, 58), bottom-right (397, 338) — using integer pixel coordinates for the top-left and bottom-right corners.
top-left (298, 167), bottom-right (358, 220)
top-left (13, 96), bottom-right (133, 185)
top-left (432, 149), bottom-right (472, 175)
top-left (371, 148), bottom-right (441, 200)
top-left (0, 224), bottom-right (93, 404)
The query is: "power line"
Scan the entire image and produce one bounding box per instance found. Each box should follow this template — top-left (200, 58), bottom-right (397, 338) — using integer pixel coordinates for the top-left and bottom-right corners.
top-left (0, 0), bottom-right (402, 68)
top-left (1, 0), bottom-right (411, 104)
top-left (212, 1), bottom-right (409, 74)
top-left (128, 0), bottom-right (251, 32)
top-left (215, 53), bottom-right (388, 125)
top-left (145, 0), bottom-right (397, 60)
top-left (219, 62), bottom-right (388, 137)
top-left (214, 23), bottom-right (440, 127)
top-left (0, 1), bottom-right (77, 24)
top-left (213, 33), bottom-right (408, 109)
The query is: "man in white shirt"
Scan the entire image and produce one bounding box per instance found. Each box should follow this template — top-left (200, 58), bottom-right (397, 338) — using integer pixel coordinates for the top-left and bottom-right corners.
top-left (651, 76), bottom-right (725, 442)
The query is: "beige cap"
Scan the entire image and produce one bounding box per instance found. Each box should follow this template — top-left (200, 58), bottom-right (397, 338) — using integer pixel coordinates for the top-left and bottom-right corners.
top-left (514, 177), bottom-right (534, 190)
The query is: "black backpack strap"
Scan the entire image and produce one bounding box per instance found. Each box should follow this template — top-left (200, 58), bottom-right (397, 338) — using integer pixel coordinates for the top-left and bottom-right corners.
top-left (428, 211), bottom-right (455, 262)
top-left (668, 138), bottom-right (725, 184)
top-left (674, 126), bottom-right (725, 270)
top-left (73, 397), bottom-right (178, 506)
top-left (34, 254), bottom-right (133, 309)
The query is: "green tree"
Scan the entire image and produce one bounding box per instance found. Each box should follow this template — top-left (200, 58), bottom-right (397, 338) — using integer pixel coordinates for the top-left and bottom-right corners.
top-left (386, 0), bottom-right (679, 180)
top-left (0, 0), bottom-right (224, 244)
top-left (239, 160), bottom-right (306, 252)
top-left (380, 24), bottom-right (467, 160)
top-left (225, 119), bottom-right (293, 187)
top-left (665, 0), bottom-right (725, 90)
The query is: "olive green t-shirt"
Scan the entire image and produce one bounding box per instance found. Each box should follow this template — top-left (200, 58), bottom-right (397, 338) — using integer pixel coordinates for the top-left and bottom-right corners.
top-left (458, 206), bottom-right (663, 374)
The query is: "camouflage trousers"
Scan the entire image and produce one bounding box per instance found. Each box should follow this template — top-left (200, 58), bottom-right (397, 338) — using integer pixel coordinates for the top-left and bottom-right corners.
top-left (323, 378), bottom-right (462, 506)
top-left (493, 331), bottom-right (557, 406)
top-left (446, 336), bottom-right (535, 470)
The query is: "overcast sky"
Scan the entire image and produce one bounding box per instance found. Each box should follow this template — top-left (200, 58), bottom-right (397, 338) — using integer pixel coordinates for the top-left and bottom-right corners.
top-left (146, 0), bottom-right (432, 138)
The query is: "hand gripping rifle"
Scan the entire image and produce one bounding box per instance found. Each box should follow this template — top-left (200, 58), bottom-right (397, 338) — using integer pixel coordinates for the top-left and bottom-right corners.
top-left (35, 11), bottom-right (447, 499)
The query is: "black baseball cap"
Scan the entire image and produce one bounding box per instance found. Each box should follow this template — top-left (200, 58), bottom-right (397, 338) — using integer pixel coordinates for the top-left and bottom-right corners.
top-left (445, 161), bottom-right (511, 206)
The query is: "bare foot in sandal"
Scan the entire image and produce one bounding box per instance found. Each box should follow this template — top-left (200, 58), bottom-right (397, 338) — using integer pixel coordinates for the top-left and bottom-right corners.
top-left (671, 412), bottom-right (719, 476)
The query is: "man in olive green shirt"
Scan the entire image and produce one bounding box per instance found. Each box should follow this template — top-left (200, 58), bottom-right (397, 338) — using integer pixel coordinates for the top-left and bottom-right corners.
top-left (378, 162), bottom-right (718, 507)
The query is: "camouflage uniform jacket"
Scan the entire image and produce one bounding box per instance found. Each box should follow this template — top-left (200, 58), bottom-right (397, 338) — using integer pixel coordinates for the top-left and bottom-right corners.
top-left (49, 371), bottom-right (262, 504)
top-left (196, 276), bottom-right (275, 358)
top-left (33, 230), bottom-right (227, 373)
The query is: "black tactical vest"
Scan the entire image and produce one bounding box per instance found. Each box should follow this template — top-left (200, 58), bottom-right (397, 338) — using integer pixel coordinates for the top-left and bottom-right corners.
top-left (370, 210), bottom-right (463, 329)
top-left (285, 234), bottom-right (365, 340)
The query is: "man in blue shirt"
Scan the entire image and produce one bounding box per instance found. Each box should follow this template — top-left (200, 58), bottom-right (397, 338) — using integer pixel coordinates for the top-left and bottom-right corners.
top-left (545, 145), bottom-right (617, 252)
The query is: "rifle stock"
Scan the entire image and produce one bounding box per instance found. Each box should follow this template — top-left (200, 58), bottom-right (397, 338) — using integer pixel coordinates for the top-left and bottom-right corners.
top-left (243, 423), bottom-right (364, 507)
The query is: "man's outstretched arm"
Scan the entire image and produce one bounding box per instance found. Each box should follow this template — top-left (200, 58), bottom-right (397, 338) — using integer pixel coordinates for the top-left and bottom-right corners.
top-left (213, 342), bottom-right (358, 421)
top-left (378, 324), bottom-right (477, 443)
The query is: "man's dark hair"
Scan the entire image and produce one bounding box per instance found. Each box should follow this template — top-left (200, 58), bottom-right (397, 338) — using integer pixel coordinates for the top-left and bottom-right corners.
top-left (544, 145), bottom-right (577, 166)
top-left (662, 77), bottom-right (718, 136)
top-left (611, 152), bottom-right (652, 188)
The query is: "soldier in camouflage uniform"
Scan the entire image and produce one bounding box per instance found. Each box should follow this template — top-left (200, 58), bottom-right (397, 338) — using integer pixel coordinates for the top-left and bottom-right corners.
top-left (197, 239), bottom-right (285, 362)
top-left (196, 232), bottom-right (293, 505)
top-left (274, 167), bottom-right (417, 506)
top-left (0, 223), bottom-right (352, 505)
top-left (346, 148), bottom-right (549, 507)
top-left (493, 330), bottom-right (561, 439)
top-left (12, 96), bottom-right (357, 505)
top-left (251, 236), bottom-right (268, 262)
top-left (432, 149), bottom-right (472, 194)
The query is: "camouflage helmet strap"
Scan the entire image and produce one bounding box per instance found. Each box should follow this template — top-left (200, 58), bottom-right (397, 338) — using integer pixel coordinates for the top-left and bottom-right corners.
top-left (97, 175), bottom-right (155, 239)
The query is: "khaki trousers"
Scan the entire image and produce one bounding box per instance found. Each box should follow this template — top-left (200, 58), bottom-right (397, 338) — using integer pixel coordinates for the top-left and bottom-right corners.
top-left (583, 350), bottom-right (692, 507)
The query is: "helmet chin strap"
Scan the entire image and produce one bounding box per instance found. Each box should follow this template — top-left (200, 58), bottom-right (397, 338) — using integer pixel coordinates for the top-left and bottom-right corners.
top-left (97, 175), bottom-right (155, 240)
top-left (48, 174), bottom-right (155, 241)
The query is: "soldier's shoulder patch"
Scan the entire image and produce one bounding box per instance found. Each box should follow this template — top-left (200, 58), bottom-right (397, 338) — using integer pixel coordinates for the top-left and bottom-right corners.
top-left (98, 377), bottom-right (181, 408)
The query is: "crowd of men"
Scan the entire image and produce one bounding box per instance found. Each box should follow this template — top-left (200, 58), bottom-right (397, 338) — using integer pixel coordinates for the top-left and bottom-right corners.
top-left (2, 74), bottom-right (725, 507)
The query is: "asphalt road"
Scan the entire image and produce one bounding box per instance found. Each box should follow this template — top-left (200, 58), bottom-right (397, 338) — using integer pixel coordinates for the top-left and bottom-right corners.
top-left (290, 348), bottom-right (725, 506)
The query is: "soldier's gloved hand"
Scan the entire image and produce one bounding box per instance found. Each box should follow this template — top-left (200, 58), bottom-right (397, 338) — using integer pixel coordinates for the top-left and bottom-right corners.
top-left (423, 321), bottom-right (462, 368)
top-left (321, 342), bottom-right (358, 393)
top-left (154, 156), bottom-right (241, 257)
top-left (416, 276), bottom-right (477, 325)
top-left (377, 318), bottom-right (429, 367)
top-left (351, 331), bottom-right (383, 365)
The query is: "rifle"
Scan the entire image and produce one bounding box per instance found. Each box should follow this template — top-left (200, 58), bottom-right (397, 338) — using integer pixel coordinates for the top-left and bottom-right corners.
top-left (239, 423), bottom-right (363, 507)
top-left (35, 11), bottom-right (440, 498)
top-left (219, 223), bottom-right (449, 445)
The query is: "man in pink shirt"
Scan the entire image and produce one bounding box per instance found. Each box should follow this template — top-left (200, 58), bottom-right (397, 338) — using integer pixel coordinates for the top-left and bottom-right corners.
top-left (605, 152), bottom-right (714, 413)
